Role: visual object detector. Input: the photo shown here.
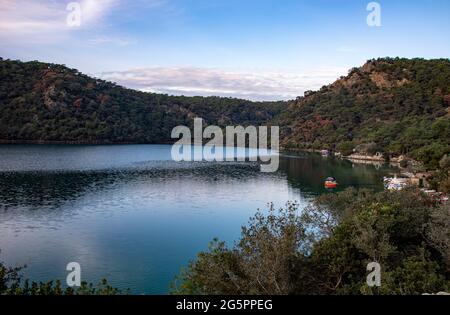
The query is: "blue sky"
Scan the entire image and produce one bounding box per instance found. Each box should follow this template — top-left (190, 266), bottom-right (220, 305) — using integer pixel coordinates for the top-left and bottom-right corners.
top-left (0, 0), bottom-right (449, 100)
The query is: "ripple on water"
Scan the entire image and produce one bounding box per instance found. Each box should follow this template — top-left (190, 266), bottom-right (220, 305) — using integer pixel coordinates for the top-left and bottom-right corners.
top-left (0, 145), bottom-right (397, 294)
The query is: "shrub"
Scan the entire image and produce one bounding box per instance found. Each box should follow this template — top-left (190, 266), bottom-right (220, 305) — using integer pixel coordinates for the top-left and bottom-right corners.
top-left (173, 189), bottom-right (450, 295)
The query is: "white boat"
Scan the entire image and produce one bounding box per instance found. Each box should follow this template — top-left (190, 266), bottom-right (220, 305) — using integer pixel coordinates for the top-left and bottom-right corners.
top-left (384, 176), bottom-right (409, 191)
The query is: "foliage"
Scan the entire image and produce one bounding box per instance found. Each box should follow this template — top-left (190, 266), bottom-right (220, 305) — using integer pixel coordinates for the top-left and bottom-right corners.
top-left (0, 59), bottom-right (284, 144)
top-left (173, 189), bottom-right (450, 295)
top-left (2, 57), bottom-right (450, 169)
top-left (0, 257), bottom-right (126, 295)
top-left (278, 58), bottom-right (450, 169)
top-left (430, 155), bottom-right (450, 194)
top-left (338, 141), bottom-right (355, 156)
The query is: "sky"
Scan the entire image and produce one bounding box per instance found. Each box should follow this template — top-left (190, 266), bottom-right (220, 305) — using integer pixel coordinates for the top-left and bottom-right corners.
top-left (0, 0), bottom-right (449, 101)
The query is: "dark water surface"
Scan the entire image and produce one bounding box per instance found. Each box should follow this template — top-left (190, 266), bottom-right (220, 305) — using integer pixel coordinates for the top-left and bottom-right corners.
top-left (0, 145), bottom-right (397, 294)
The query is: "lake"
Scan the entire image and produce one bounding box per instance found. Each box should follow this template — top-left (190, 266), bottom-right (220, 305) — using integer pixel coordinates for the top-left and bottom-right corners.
top-left (0, 144), bottom-right (397, 294)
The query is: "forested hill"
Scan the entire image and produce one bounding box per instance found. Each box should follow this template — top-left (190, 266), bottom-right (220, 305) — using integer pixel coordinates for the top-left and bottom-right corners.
top-left (1, 57), bottom-right (450, 168)
top-left (0, 58), bottom-right (284, 144)
top-left (278, 58), bottom-right (450, 168)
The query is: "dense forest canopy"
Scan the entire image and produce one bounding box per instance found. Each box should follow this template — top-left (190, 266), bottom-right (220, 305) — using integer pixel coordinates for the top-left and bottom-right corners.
top-left (278, 58), bottom-right (450, 169)
top-left (0, 58), bottom-right (284, 144)
top-left (1, 57), bottom-right (449, 168)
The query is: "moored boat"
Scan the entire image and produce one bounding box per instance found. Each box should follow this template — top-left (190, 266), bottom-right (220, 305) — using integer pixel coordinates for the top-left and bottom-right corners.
top-left (324, 177), bottom-right (338, 188)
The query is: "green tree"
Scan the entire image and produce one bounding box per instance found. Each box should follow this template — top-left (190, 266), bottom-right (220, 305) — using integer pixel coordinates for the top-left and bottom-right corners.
top-left (173, 189), bottom-right (450, 295)
top-left (0, 255), bottom-right (126, 295)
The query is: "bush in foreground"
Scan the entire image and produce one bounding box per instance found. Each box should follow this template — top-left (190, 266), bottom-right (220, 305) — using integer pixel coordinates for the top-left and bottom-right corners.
top-left (0, 260), bottom-right (125, 295)
top-left (172, 188), bottom-right (450, 295)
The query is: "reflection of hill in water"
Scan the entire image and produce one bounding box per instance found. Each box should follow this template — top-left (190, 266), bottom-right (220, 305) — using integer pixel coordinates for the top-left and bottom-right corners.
top-left (0, 161), bottom-right (276, 211)
top-left (279, 152), bottom-right (398, 196)
top-left (0, 148), bottom-right (400, 295)
top-left (0, 150), bottom-right (398, 220)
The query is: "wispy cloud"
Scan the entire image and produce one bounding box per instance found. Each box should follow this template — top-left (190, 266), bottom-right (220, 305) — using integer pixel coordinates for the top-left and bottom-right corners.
top-left (0, 0), bottom-right (149, 42)
top-left (88, 36), bottom-right (136, 47)
top-left (79, 0), bottom-right (118, 25)
top-left (100, 67), bottom-right (347, 101)
top-left (0, 0), bottom-right (64, 36)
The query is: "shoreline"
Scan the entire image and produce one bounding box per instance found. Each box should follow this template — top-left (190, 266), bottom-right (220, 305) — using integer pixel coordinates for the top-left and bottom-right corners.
top-left (281, 147), bottom-right (394, 163)
top-left (0, 140), bottom-right (426, 170)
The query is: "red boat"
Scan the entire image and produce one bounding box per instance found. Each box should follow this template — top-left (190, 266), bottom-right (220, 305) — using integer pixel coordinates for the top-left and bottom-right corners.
top-left (324, 177), bottom-right (338, 188)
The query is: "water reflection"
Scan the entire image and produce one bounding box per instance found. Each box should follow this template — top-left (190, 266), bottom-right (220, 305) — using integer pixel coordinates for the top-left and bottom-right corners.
top-left (0, 145), bottom-right (397, 294)
top-left (280, 152), bottom-right (391, 196)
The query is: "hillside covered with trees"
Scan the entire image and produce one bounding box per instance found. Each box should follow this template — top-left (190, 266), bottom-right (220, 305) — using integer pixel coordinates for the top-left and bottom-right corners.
top-left (1, 57), bottom-right (449, 169)
top-left (0, 58), bottom-right (283, 144)
top-left (278, 58), bottom-right (450, 169)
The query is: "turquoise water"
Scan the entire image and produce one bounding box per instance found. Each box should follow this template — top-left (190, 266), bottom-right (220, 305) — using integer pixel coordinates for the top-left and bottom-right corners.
top-left (0, 145), bottom-right (397, 294)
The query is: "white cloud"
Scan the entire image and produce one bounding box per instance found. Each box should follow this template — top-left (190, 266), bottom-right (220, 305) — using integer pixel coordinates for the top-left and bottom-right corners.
top-left (80, 0), bottom-right (118, 24)
top-left (0, 0), bottom-right (63, 35)
top-left (100, 67), bottom-right (347, 101)
top-left (88, 36), bottom-right (135, 46)
top-left (0, 0), bottom-right (121, 41)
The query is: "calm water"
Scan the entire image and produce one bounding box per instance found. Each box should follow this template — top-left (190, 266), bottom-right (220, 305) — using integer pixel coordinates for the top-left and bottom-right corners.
top-left (0, 145), bottom-right (397, 294)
